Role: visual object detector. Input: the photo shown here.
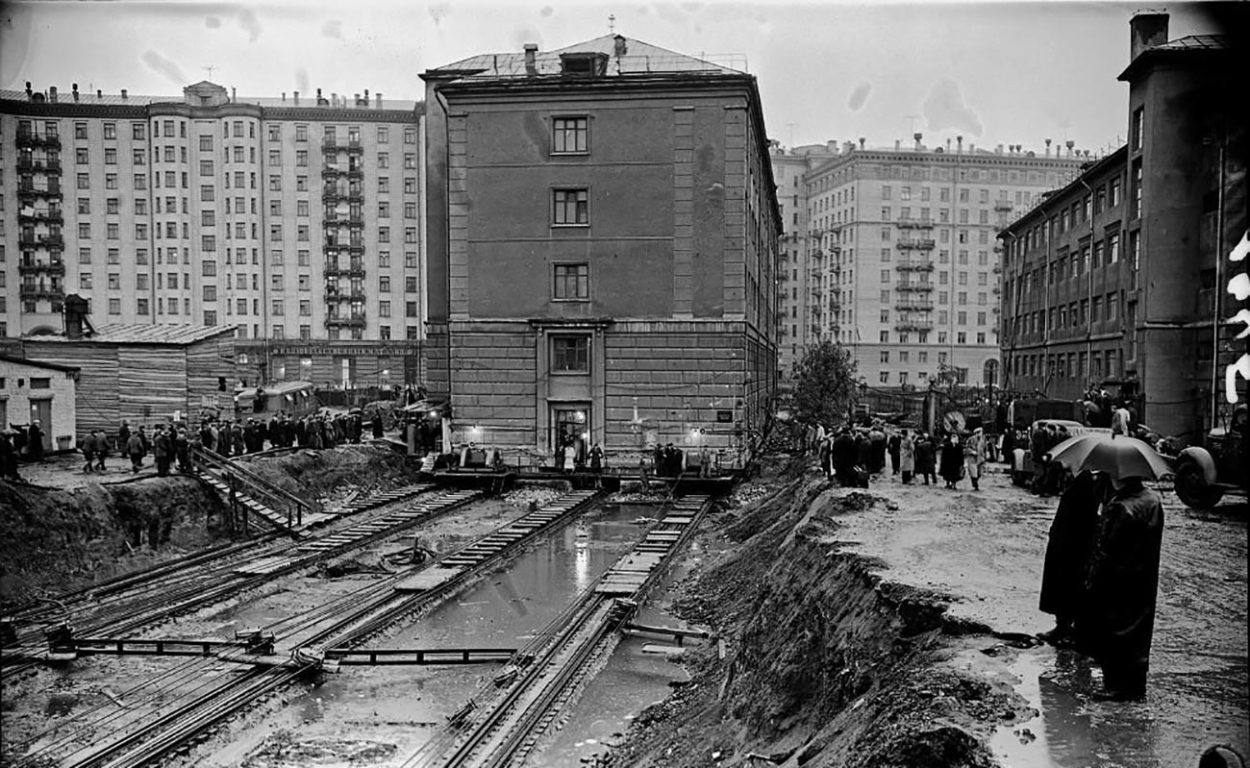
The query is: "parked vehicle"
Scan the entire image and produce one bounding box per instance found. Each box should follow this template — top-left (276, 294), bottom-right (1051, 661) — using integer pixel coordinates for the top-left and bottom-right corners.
top-left (1009, 419), bottom-right (1111, 486)
top-left (232, 381), bottom-right (319, 421)
top-left (1173, 404), bottom-right (1248, 509)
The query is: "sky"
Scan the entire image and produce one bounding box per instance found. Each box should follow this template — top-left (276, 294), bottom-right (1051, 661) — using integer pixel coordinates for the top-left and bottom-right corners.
top-left (0, 1), bottom-right (1238, 157)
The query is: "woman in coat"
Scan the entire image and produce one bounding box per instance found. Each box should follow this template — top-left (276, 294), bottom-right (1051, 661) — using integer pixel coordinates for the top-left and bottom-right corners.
top-left (939, 433), bottom-right (963, 489)
top-left (899, 430), bottom-right (915, 484)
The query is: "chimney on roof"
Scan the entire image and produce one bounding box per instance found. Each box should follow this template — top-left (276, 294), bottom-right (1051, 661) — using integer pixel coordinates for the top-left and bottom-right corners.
top-left (1066, 139), bottom-right (1075, 157)
top-left (524, 43), bottom-right (539, 76)
top-left (354, 93), bottom-right (361, 107)
top-left (914, 132), bottom-right (923, 150)
top-left (230, 86), bottom-right (236, 102)
top-left (894, 139), bottom-right (901, 150)
top-left (996, 144), bottom-right (1003, 155)
top-left (946, 138), bottom-right (951, 151)
top-left (969, 142), bottom-right (975, 152)
top-left (614, 35), bottom-right (628, 58)
top-left (72, 83), bottom-right (79, 102)
top-left (49, 86), bottom-right (58, 103)
top-left (858, 137), bottom-right (866, 149)
top-left (1130, 12), bottom-right (1169, 62)
top-left (364, 88), bottom-right (370, 106)
top-left (64, 295), bottom-right (91, 340)
top-left (376, 92), bottom-right (382, 108)
top-left (25, 81), bottom-right (32, 97)
top-left (120, 88), bottom-right (127, 100)
top-left (293, 90), bottom-right (300, 105)
top-left (97, 89), bottom-right (103, 99)
top-left (956, 135), bottom-right (963, 153)
top-left (331, 92), bottom-right (338, 107)
top-left (281, 92), bottom-right (286, 102)
top-left (1045, 138), bottom-right (1052, 156)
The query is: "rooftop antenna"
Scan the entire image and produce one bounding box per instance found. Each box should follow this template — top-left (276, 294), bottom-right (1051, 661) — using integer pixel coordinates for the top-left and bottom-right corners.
top-left (203, 64), bottom-right (217, 81)
top-left (608, 13), bottom-right (616, 33)
top-left (785, 123), bottom-right (797, 147)
top-left (904, 115), bottom-right (921, 134)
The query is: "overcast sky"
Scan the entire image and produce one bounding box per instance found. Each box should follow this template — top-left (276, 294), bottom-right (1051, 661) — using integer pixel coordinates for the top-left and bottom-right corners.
top-left (0, 1), bottom-right (1235, 156)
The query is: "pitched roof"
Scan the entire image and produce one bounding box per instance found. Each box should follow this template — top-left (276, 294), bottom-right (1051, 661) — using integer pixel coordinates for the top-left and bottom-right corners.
top-left (1118, 34), bottom-right (1230, 81)
top-left (0, 353), bottom-right (80, 373)
top-left (25, 324), bottom-right (237, 346)
top-left (429, 34), bottom-right (745, 80)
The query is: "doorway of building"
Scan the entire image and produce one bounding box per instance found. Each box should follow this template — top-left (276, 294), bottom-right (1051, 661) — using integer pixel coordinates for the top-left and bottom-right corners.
top-left (551, 404), bottom-right (590, 469)
top-left (30, 399), bottom-right (52, 450)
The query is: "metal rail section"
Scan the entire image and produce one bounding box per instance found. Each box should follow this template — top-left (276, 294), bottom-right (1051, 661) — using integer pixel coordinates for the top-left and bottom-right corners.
top-left (425, 493), bottom-right (715, 768)
top-left (13, 491), bottom-right (602, 768)
top-left (1, 484), bottom-right (448, 679)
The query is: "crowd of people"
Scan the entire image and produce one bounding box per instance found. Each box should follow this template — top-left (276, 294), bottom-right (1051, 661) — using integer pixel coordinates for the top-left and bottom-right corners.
top-left (810, 422), bottom-right (991, 491)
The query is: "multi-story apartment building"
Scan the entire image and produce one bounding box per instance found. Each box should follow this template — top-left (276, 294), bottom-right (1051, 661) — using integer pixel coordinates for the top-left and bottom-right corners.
top-left (0, 81), bottom-right (424, 386)
top-left (792, 139), bottom-right (1085, 389)
top-left (1000, 12), bottom-right (1245, 440)
top-left (769, 141), bottom-right (836, 375)
top-left (423, 35), bottom-right (781, 467)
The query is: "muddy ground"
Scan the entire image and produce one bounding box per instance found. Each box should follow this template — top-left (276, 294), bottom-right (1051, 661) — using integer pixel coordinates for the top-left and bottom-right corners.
top-left (601, 451), bottom-right (1248, 768)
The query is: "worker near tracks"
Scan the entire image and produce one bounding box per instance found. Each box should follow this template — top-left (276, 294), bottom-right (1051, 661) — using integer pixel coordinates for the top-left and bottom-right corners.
top-left (81, 430), bottom-right (99, 473)
top-left (174, 428), bottom-right (192, 473)
top-left (1083, 472), bottom-right (1164, 701)
top-left (93, 429), bottom-right (109, 472)
top-left (126, 429), bottom-right (146, 473)
top-left (1037, 470), bottom-right (1104, 647)
top-left (153, 425), bottom-right (173, 477)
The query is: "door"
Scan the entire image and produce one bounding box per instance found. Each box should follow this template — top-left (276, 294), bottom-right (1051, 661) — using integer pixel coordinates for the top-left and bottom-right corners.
top-left (551, 404), bottom-right (590, 464)
top-left (32, 399), bottom-right (52, 450)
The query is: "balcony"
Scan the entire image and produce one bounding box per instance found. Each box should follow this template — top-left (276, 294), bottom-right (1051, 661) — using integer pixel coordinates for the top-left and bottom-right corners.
top-left (17, 209), bottom-right (63, 225)
top-left (895, 220), bottom-right (935, 229)
top-left (322, 187), bottom-right (364, 203)
top-left (321, 137), bottom-right (364, 154)
top-left (321, 165), bottom-right (364, 180)
top-left (994, 202), bottom-right (1013, 212)
top-left (16, 131), bottom-right (62, 150)
top-left (18, 259), bottom-right (66, 275)
top-left (324, 289), bottom-right (367, 303)
top-left (992, 264), bottom-right (1002, 273)
top-left (894, 321), bottom-right (934, 332)
top-left (323, 264), bottom-right (366, 278)
top-left (322, 215), bottom-right (365, 228)
top-left (325, 314), bottom-right (367, 329)
top-left (896, 283), bottom-right (935, 293)
top-left (19, 282), bottom-right (65, 300)
top-left (17, 184), bottom-right (63, 201)
top-left (896, 239), bottom-right (936, 250)
top-left (895, 261), bottom-right (935, 272)
top-left (895, 301), bottom-right (934, 312)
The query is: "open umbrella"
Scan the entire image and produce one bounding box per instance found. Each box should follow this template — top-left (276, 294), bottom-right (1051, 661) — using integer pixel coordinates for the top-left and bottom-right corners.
top-left (1046, 432), bottom-right (1173, 480)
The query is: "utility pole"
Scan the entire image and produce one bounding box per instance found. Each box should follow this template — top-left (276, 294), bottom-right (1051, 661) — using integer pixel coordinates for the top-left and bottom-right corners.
top-left (203, 65), bottom-right (217, 81)
top-left (785, 123), bottom-right (797, 148)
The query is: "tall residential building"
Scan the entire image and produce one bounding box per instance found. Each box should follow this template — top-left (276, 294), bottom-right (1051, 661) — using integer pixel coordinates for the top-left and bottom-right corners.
top-left (1, 82), bottom-right (424, 386)
top-left (792, 139), bottom-right (1085, 388)
top-left (1000, 12), bottom-right (1245, 439)
top-left (422, 35), bottom-right (781, 466)
top-left (769, 141), bottom-right (836, 375)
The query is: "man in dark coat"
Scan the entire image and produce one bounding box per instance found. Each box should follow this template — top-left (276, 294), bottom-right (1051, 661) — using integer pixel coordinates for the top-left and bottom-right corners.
top-left (371, 412), bottom-right (384, 439)
top-left (0, 431), bottom-right (21, 481)
top-left (939, 433), bottom-right (963, 489)
top-left (81, 431), bottom-right (98, 473)
top-left (833, 429), bottom-right (858, 487)
top-left (27, 420), bottom-right (45, 461)
top-left (1083, 474), bottom-right (1165, 700)
top-left (1038, 471), bottom-right (1105, 645)
top-left (914, 433), bottom-right (937, 485)
top-left (887, 433), bottom-right (901, 475)
top-left (153, 426), bottom-right (173, 477)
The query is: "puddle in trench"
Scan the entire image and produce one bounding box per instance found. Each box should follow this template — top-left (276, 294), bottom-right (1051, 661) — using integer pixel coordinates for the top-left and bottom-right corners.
top-left (213, 503), bottom-right (652, 765)
top-left (990, 645), bottom-right (1249, 768)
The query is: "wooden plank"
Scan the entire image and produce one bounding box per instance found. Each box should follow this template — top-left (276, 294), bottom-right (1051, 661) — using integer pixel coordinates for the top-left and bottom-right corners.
top-left (394, 569), bottom-right (460, 593)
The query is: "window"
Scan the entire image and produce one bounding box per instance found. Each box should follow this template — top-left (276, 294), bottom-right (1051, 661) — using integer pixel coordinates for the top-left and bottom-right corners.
top-left (552, 336), bottom-right (590, 372)
top-left (1130, 107), bottom-right (1144, 152)
top-left (403, 153), bottom-right (416, 169)
top-left (404, 177), bottom-right (417, 194)
top-left (880, 351), bottom-right (890, 364)
top-left (405, 276), bottom-right (418, 293)
top-left (268, 150), bottom-right (281, 166)
top-left (552, 117), bottom-right (588, 153)
top-left (377, 152), bottom-right (389, 168)
top-left (553, 189), bottom-right (589, 225)
top-left (269, 175), bottom-right (281, 191)
top-left (554, 263), bottom-right (589, 300)
top-left (296, 124), bottom-right (308, 142)
top-left (77, 173), bottom-right (90, 189)
top-left (379, 300), bottom-right (391, 317)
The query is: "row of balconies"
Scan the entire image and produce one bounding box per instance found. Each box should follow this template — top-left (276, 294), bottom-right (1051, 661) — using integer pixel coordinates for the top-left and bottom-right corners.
top-left (323, 264), bottom-right (366, 277)
top-left (895, 261), bottom-right (935, 272)
top-left (895, 302), bottom-right (934, 312)
top-left (17, 184), bottom-right (63, 200)
top-left (896, 283), bottom-right (935, 293)
top-left (324, 242), bottom-right (365, 254)
top-left (16, 158), bottom-right (63, 174)
top-left (894, 321), bottom-right (934, 332)
top-left (18, 259), bottom-right (66, 275)
top-left (322, 187), bottom-right (364, 203)
top-left (322, 137), bottom-right (364, 152)
top-left (18, 233), bottom-right (64, 248)
top-left (19, 282), bottom-right (65, 299)
top-left (895, 220), bottom-right (935, 230)
top-left (15, 131), bottom-right (61, 149)
top-left (325, 313), bottom-right (367, 328)
top-left (17, 209), bottom-right (63, 224)
top-left (322, 166), bottom-right (365, 180)
top-left (896, 239), bottom-right (936, 250)
top-left (322, 215), bottom-right (365, 228)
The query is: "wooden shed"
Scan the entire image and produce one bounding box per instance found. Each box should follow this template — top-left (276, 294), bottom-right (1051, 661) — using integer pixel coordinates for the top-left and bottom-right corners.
top-left (19, 324), bottom-right (237, 438)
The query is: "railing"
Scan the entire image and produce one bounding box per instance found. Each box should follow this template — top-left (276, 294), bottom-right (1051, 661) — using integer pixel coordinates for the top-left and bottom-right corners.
top-left (321, 187), bottom-right (364, 202)
top-left (322, 216), bottom-right (365, 227)
top-left (896, 220), bottom-right (935, 229)
top-left (325, 314), bottom-right (367, 329)
top-left (321, 137), bottom-right (364, 152)
top-left (896, 239), bottom-right (936, 250)
top-left (894, 321), bottom-right (934, 332)
top-left (16, 131), bottom-right (62, 149)
top-left (896, 283), bottom-right (935, 293)
top-left (17, 209), bottom-right (63, 224)
top-left (895, 261), bottom-right (935, 272)
top-left (18, 260), bottom-right (66, 275)
top-left (189, 445), bottom-right (315, 530)
top-left (895, 302), bottom-right (934, 312)
top-left (323, 265), bottom-right (366, 278)
top-left (17, 184), bottom-right (63, 199)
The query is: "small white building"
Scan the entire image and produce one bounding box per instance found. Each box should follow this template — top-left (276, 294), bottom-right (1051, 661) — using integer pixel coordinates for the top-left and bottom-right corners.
top-left (0, 354), bottom-right (80, 453)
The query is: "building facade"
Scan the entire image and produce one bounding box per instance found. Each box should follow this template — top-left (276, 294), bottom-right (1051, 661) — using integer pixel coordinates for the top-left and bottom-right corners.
top-left (1000, 13), bottom-right (1246, 440)
top-left (1, 82), bottom-right (424, 386)
top-left (794, 139), bottom-right (1086, 389)
top-left (423, 35), bottom-right (781, 467)
top-left (0, 353), bottom-right (78, 451)
top-left (768, 142), bottom-right (837, 376)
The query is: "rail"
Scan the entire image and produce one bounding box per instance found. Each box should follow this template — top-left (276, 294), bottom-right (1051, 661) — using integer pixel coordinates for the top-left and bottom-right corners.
top-left (190, 444), bottom-right (316, 529)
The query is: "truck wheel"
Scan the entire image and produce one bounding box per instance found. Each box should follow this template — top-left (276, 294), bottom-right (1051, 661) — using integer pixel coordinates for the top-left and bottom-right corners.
top-left (1175, 460), bottom-right (1223, 509)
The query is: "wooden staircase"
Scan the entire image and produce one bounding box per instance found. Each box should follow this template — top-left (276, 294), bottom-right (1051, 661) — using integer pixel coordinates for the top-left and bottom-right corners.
top-left (190, 446), bottom-right (317, 538)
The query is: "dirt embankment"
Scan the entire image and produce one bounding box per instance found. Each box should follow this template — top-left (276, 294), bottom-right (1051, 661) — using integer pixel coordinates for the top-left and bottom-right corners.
top-left (605, 466), bottom-right (1028, 768)
top-left (0, 446), bottom-right (419, 613)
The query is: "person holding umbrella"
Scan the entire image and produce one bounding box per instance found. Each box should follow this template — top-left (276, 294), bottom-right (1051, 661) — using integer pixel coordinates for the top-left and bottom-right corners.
top-left (1047, 432), bottom-right (1169, 701)
top-left (1037, 470), bottom-right (1106, 646)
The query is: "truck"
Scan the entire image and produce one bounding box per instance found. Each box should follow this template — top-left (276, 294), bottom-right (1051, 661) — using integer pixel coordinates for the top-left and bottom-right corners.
top-left (1172, 403), bottom-right (1249, 509)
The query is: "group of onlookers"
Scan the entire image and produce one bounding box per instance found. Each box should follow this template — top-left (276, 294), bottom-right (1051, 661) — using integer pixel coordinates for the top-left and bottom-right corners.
top-left (812, 423), bottom-right (990, 490)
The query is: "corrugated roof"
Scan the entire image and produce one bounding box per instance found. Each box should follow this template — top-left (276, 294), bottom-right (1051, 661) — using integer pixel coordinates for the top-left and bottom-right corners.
top-left (430, 35), bottom-right (745, 79)
top-left (25, 324), bottom-right (237, 345)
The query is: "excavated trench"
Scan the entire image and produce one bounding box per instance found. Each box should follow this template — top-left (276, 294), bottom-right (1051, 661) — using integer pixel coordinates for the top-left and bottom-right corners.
top-left (601, 462), bottom-right (1028, 768)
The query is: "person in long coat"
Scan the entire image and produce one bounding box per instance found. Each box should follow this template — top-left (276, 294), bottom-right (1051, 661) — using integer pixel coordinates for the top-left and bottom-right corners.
top-left (899, 430), bottom-right (915, 484)
top-left (127, 431), bottom-right (146, 473)
top-left (1038, 470), bottom-right (1104, 645)
top-left (939, 433), bottom-right (963, 489)
top-left (963, 428), bottom-right (987, 491)
top-left (887, 433), bottom-right (901, 475)
top-left (914, 433), bottom-right (937, 485)
top-left (27, 420), bottom-right (45, 461)
top-left (1083, 475), bottom-right (1165, 700)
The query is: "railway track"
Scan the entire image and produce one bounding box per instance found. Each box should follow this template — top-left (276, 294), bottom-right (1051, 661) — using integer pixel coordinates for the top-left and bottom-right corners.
top-left (8, 490), bottom-right (603, 768)
top-left (0, 482), bottom-right (440, 680)
top-left (419, 493), bottom-right (716, 768)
